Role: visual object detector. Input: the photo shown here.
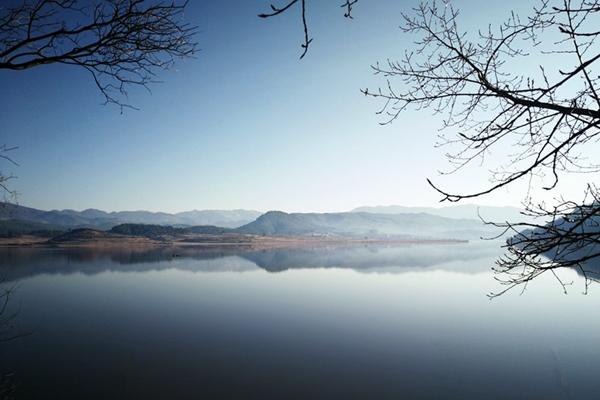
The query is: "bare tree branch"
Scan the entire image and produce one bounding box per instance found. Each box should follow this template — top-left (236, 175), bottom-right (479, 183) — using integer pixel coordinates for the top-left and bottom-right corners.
top-left (0, 145), bottom-right (19, 209)
top-left (0, 0), bottom-right (198, 110)
top-left (0, 1), bottom-right (197, 206)
top-left (363, 0), bottom-right (600, 296)
top-left (487, 185), bottom-right (600, 298)
top-left (259, 0), bottom-right (359, 59)
top-left (0, 279), bottom-right (33, 343)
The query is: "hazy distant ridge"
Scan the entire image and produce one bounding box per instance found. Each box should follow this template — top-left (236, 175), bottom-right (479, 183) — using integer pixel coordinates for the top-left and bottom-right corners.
top-left (351, 204), bottom-right (527, 223)
top-left (1, 204), bottom-right (521, 240)
top-left (0, 204), bottom-right (262, 229)
top-left (237, 210), bottom-right (501, 240)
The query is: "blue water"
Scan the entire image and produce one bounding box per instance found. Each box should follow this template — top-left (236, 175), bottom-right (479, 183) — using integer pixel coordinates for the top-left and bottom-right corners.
top-left (1, 242), bottom-right (599, 399)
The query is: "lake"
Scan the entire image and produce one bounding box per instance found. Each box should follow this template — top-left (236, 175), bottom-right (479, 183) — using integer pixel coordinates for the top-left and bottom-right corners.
top-left (1, 242), bottom-right (599, 399)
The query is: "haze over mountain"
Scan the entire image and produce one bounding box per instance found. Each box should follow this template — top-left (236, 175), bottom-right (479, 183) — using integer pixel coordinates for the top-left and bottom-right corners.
top-left (236, 211), bottom-right (502, 240)
top-left (351, 204), bottom-right (529, 223)
top-left (0, 204), bottom-right (262, 229)
top-left (0, 203), bottom-right (520, 240)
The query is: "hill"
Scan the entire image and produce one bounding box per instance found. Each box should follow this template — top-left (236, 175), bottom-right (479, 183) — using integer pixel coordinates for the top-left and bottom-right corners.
top-left (48, 228), bottom-right (151, 245)
top-left (110, 223), bottom-right (235, 238)
top-left (42, 225), bottom-right (372, 249)
top-left (236, 211), bottom-right (501, 240)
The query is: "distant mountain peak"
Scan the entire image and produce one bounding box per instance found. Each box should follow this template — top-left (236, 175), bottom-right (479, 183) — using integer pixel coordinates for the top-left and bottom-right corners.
top-left (350, 204), bottom-right (527, 223)
top-left (237, 209), bottom-right (502, 240)
top-left (1, 204), bottom-right (263, 230)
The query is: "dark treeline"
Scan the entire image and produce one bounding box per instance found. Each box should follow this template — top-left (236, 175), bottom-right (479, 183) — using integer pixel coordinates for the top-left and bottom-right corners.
top-left (109, 223), bottom-right (234, 238)
top-left (0, 220), bottom-right (235, 240)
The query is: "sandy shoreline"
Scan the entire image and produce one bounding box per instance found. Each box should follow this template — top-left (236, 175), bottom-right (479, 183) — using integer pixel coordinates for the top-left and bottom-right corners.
top-left (0, 234), bottom-right (468, 251)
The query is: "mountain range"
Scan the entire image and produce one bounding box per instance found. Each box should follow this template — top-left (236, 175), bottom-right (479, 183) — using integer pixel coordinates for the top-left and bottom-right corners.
top-left (0, 203), bottom-right (262, 229)
top-left (0, 203), bottom-right (527, 240)
top-left (350, 204), bottom-right (531, 223)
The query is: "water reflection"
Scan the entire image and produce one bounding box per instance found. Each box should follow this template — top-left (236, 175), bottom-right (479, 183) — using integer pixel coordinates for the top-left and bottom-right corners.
top-left (0, 241), bottom-right (502, 281)
top-left (1, 243), bottom-right (599, 400)
top-left (240, 242), bottom-right (499, 273)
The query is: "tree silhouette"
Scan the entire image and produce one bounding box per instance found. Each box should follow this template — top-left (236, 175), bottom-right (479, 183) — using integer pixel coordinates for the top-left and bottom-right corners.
top-left (0, 146), bottom-right (18, 210)
top-left (1, 0), bottom-right (197, 109)
top-left (0, 277), bottom-right (33, 399)
top-left (0, 0), bottom-right (197, 349)
top-left (360, 0), bottom-right (600, 296)
top-left (259, 0), bottom-right (359, 59)
top-left (0, 279), bottom-right (31, 344)
top-left (0, 0), bottom-right (197, 205)
top-left (264, 0), bottom-right (600, 296)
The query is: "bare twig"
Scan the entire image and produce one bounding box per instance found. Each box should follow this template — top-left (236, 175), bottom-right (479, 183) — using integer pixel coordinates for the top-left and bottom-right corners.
top-left (362, 0), bottom-right (600, 296)
top-left (259, 0), bottom-right (359, 58)
top-left (0, 0), bottom-right (198, 110)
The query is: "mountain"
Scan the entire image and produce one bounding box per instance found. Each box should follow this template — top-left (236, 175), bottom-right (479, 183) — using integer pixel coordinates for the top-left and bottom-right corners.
top-left (174, 209), bottom-right (262, 228)
top-left (0, 204), bottom-right (517, 240)
top-left (236, 211), bottom-right (502, 240)
top-left (350, 204), bottom-right (530, 224)
top-left (0, 204), bottom-right (262, 230)
top-left (0, 203), bottom-right (47, 220)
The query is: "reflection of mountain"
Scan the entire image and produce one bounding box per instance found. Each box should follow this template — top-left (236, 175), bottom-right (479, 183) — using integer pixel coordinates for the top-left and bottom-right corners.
top-left (240, 242), bottom-right (502, 273)
top-left (0, 242), bottom-right (504, 281)
top-left (0, 246), bottom-right (257, 281)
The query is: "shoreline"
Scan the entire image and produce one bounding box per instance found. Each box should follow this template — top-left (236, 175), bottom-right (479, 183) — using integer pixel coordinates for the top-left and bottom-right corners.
top-left (0, 234), bottom-right (469, 250)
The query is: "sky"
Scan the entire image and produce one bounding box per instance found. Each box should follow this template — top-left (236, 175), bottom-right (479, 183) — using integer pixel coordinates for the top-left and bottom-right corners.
top-left (1, 0), bottom-right (594, 214)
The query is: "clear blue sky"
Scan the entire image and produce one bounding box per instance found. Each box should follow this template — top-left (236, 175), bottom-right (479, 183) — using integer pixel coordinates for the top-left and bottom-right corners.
top-left (1, 0), bottom-right (587, 213)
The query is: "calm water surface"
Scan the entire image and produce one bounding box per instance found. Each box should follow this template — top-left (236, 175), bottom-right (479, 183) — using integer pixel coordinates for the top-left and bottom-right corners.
top-left (1, 242), bottom-right (599, 399)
